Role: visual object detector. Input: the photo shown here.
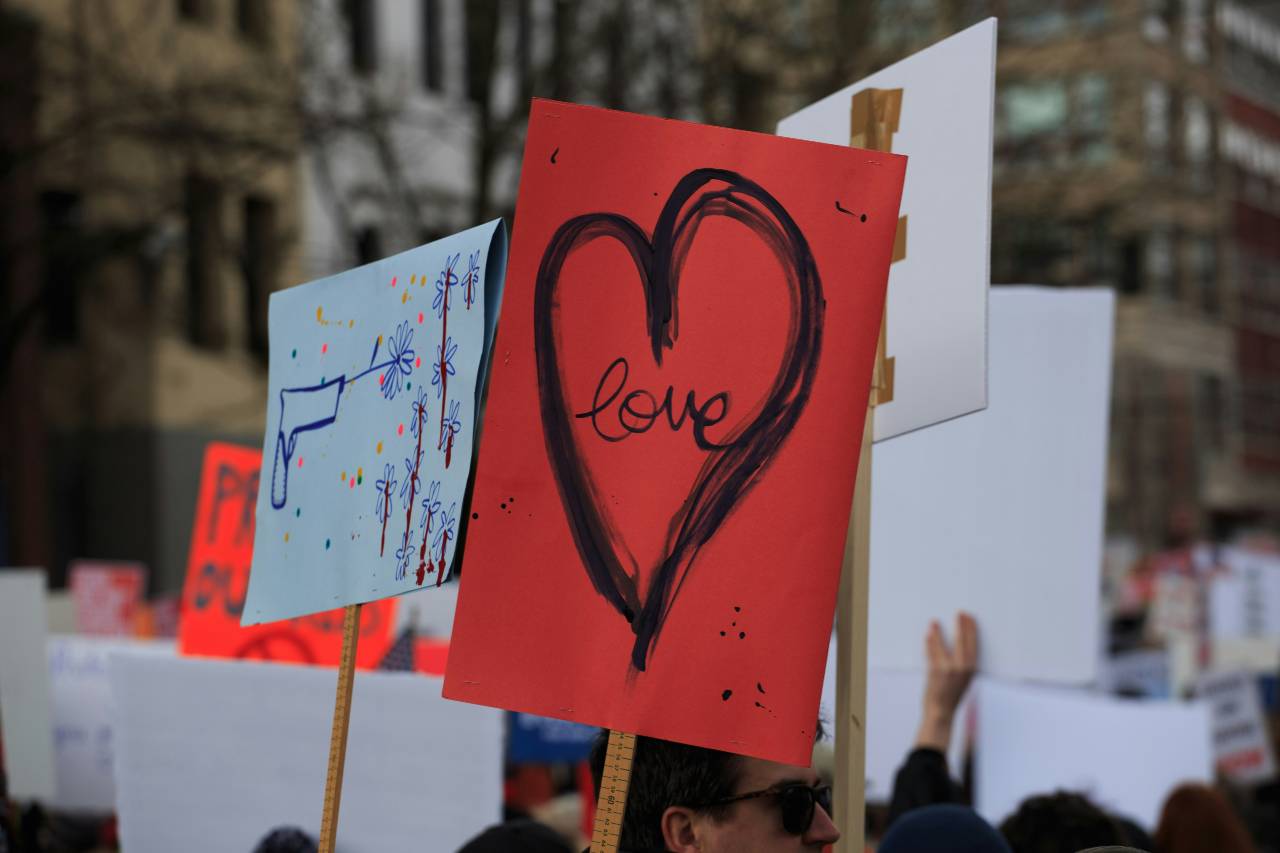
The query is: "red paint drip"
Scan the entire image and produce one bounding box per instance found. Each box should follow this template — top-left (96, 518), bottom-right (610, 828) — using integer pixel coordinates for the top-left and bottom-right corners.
top-left (414, 511), bottom-right (431, 585)
top-left (400, 403), bottom-right (425, 571)
top-left (436, 531), bottom-right (449, 586)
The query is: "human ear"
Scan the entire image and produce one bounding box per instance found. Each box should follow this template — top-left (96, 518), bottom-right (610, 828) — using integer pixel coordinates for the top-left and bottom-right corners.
top-left (660, 805), bottom-right (701, 852)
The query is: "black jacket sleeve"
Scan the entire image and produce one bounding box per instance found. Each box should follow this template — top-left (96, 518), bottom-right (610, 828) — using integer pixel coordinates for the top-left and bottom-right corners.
top-left (886, 747), bottom-right (964, 826)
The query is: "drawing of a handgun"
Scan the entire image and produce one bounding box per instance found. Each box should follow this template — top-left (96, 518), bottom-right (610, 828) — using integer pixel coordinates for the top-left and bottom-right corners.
top-left (270, 377), bottom-right (346, 509)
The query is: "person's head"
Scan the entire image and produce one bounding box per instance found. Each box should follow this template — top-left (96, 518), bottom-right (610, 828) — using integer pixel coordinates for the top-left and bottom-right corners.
top-left (998, 791), bottom-right (1126, 853)
top-left (878, 804), bottom-right (1012, 853)
top-left (1153, 783), bottom-right (1254, 853)
top-left (588, 733), bottom-right (838, 852)
top-left (252, 826), bottom-right (318, 853)
top-left (455, 818), bottom-right (573, 853)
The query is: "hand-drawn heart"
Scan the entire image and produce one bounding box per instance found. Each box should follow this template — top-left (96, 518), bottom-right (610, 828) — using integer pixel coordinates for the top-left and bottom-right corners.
top-left (534, 168), bottom-right (825, 672)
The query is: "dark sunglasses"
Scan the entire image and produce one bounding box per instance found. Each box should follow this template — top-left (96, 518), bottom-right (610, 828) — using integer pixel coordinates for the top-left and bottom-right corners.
top-left (693, 782), bottom-right (833, 835)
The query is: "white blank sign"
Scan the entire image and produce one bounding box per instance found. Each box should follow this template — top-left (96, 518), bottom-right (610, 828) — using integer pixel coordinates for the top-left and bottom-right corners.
top-left (976, 679), bottom-right (1212, 830)
top-left (111, 655), bottom-right (502, 853)
top-left (819, 636), bottom-right (968, 802)
top-left (0, 569), bottom-right (57, 800)
top-left (47, 636), bottom-right (174, 813)
top-left (870, 288), bottom-right (1114, 684)
top-left (778, 19), bottom-right (995, 441)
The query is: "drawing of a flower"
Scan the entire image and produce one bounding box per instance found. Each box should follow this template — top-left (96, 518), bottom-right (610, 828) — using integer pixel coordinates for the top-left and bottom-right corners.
top-left (418, 479), bottom-right (442, 531)
top-left (381, 321), bottom-right (416, 400)
top-left (432, 336), bottom-right (458, 399)
top-left (399, 448), bottom-right (423, 503)
top-left (409, 386), bottom-right (430, 437)
top-left (374, 463), bottom-right (397, 521)
top-left (393, 541), bottom-right (411, 581)
top-left (438, 399), bottom-right (462, 451)
top-left (432, 502), bottom-right (457, 552)
top-left (463, 250), bottom-right (481, 308)
top-left (433, 254), bottom-right (460, 319)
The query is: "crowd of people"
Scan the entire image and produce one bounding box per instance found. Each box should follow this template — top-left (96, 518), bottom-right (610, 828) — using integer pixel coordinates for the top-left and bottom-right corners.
top-left (436, 614), bottom-right (1273, 853)
top-left (3, 614), bottom-right (1273, 852)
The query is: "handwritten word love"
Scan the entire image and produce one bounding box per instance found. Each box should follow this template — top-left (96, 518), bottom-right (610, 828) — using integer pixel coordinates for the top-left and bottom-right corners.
top-left (575, 356), bottom-right (732, 450)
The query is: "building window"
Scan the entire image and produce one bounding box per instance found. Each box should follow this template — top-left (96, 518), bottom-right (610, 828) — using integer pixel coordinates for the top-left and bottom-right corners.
top-left (242, 196), bottom-right (276, 361)
top-left (344, 0), bottom-right (377, 74)
top-left (1198, 374), bottom-right (1226, 451)
top-left (41, 191), bottom-right (84, 344)
top-left (236, 0), bottom-right (272, 46)
top-left (422, 0), bottom-right (444, 93)
top-left (186, 174), bottom-right (225, 348)
top-left (997, 79), bottom-right (1069, 169)
top-left (1073, 74), bottom-right (1111, 165)
top-left (1143, 0), bottom-right (1175, 42)
top-left (177, 0), bottom-right (213, 24)
top-left (1003, 0), bottom-right (1068, 42)
top-left (1145, 229), bottom-right (1176, 298)
top-left (1181, 0), bottom-right (1208, 63)
top-left (1189, 235), bottom-right (1218, 314)
top-left (1182, 96), bottom-right (1212, 189)
top-left (1144, 81), bottom-right (1171, 171)
top-left (355, 226), bottom-right (382, 265)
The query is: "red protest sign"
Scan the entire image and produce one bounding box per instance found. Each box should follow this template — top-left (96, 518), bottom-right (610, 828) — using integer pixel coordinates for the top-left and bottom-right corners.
top-left (69, 560), bottom-right (146, 635)
top-left (178, 442), bottom-right (396, 667)
top-left (444, 101), bottom-right (905, 763)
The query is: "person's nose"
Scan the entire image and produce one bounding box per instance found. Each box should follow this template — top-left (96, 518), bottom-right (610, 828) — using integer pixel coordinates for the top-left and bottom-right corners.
top-left (803, 803), bottom-right (840, 847)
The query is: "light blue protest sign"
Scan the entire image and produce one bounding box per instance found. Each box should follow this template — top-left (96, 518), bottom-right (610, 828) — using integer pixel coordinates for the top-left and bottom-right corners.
top-left (243, 221), bottom-right (507, 624)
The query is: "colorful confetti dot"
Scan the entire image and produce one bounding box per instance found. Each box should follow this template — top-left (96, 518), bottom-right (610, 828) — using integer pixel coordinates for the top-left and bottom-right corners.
top-left (391, 276), bottom-right (397, 288)
top-left (316, 306), bottom-right (324, 323)
top-left (379, 373), bottom-right (385, 386)
top-left (357, 467), bottom-right (363, 479)
top-left (291, 348), bottom-right (297, 358)
top-left (321, 343), bottom-right (328, 354)
top-left (417, 311), bottom-right (424, 324)
top-left (397, 423), bottom-right (405, 436)
top-left (411, 274), bottom-right (417, 284)
top-left (298, 457), bottom-right (304, 468)
top-left (348, 319), bottom-right (354, 328)
top-left (341, 471), bottom-right (347, 481)
top-left (325, 538), bottom-right (331, 550)
top-left (376, 441), bottom-right (383, 454)
top-left (349, 477), bottom-right (356, 489)
top-left (406, 381), bottom-right (411, 390)
top-left (284, 532), bottom-right (290, 543)
top-left (415, 356), bottom-right (421, 369)
top-left (296, 507), bottom-right (301, 517)
top-left (401, 291), bottom-right (409, 305)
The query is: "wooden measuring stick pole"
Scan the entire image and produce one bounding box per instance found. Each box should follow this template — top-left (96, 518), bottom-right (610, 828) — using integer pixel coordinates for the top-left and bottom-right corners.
top-left (318, 603), bottom-right (362, 853)
top-left (590, 729), bottom-right (637, 853)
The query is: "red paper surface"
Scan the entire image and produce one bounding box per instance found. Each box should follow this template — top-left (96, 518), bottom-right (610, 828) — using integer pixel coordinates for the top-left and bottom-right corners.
top-left (444, 101), bottom-right (905, 763)
top-left (178, 442), bottom-right (396, 667)
top-left (69, 561), bottom-right (146, 636)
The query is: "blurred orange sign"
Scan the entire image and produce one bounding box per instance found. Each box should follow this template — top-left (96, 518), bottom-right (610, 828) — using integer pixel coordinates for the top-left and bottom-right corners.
top-left (178, 442), bottom-right (396, 667)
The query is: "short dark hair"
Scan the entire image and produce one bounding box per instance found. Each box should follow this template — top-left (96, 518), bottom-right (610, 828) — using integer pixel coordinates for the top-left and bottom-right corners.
top-left (998, 791), bottom-right (1126, 853)
top-left (588, 733), bottom-right (742, 850)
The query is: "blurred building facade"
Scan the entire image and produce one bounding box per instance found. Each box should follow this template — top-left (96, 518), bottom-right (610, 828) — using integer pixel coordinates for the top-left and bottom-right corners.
top-left (853, 0), bottom-right (1280, 548)
top-left (0, 0), bottom-right (304, 590)
top-left (299, 0), bottom-right (475, 279)
top-left (3, 0), bottom-right (1278, 592)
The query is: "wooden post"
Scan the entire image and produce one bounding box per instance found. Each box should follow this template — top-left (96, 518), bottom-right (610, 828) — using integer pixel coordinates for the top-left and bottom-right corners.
top-left (318, 603), bottom-right (362, 853)
top-left (590, 729), bottom-right (637, 852)
top-left (834, 87), bottom-right (903, 852)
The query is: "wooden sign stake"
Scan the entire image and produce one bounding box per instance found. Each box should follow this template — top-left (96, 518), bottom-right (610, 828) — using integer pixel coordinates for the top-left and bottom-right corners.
top-left (318, 602), bottom-right (362, 853)
top-left (834, 87), bottom-right (903, 853)
top-left (590, 729), bottom-right (636, 852)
